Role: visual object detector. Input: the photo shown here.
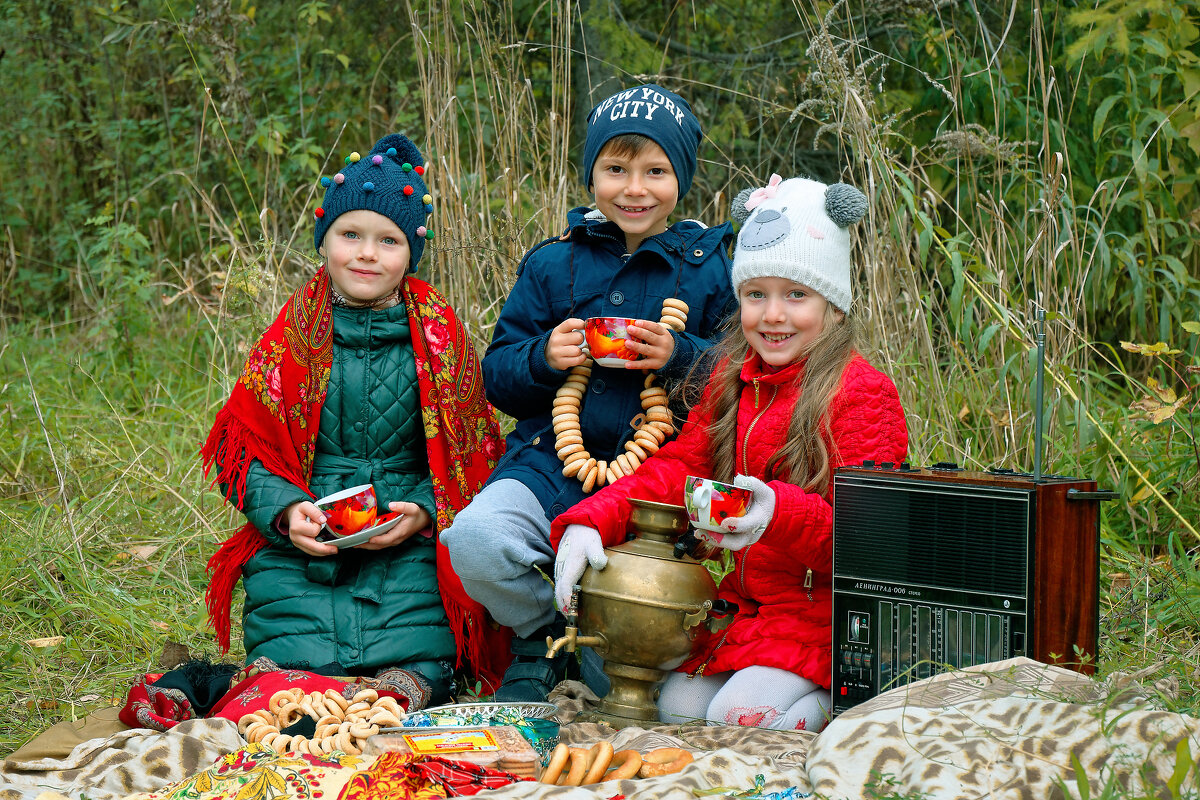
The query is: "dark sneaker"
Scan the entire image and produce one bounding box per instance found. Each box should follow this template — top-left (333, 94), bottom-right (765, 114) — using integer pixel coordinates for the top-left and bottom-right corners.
top-left (493, 622), bottom-right (569, 703)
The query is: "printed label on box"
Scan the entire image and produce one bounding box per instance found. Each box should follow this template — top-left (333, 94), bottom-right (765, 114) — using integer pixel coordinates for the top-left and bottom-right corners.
top-left (402, 729), bottom-right (500, 755)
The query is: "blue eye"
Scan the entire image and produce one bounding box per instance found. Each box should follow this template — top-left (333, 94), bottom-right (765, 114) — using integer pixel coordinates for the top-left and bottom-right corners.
top-left (382, 237), bottom-right (397, 245)
top-left (344, 231), bottom-right (359, 239)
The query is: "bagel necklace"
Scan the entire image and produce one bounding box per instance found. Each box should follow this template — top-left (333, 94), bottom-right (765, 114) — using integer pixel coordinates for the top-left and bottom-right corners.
top-left (553, 298), bottom-right (689, 491)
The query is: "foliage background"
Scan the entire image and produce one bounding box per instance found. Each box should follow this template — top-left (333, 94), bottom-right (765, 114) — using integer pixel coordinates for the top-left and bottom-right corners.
top-left (2, 0), bottom-right (1199, 777)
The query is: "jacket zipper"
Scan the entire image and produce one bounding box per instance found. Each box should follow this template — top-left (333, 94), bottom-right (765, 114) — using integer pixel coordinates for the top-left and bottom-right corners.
top-left (804, 568), bottom-right (813, 601)
top-left (735, 382), bottom-right (777, 596)
top-left (740, 383), bottom-right (776, 477)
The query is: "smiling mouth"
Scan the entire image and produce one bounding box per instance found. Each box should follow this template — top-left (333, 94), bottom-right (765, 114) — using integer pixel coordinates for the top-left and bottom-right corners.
top-left (761, 333), bottom-right (794, 343)
top-left (616, 205), bottom-right (656, 214)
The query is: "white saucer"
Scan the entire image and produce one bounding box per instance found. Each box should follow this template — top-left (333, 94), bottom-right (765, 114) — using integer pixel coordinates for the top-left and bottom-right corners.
top-left (320, 514), bottom-right (404, 548)
top-left (593, 356), bottom-right (639, 367)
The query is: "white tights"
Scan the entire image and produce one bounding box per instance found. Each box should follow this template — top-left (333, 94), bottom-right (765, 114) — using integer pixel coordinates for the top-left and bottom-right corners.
top-left (657, 666), bottom-right (831, 732)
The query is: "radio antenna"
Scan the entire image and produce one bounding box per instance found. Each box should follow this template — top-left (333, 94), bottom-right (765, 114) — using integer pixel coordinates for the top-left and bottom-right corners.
top-left (1033, 308), bottom-right (1046, 481)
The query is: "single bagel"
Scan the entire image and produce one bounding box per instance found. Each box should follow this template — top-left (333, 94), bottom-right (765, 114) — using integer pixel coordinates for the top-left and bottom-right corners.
top-left (662, 317), bottom-right (686, 332)
top-left (605, 749), bottom-right (643, 781)
top-left (552, 419), bottom-right (580, 435)
top-left (373, 696), bottom-right (406, 717)
top-left (561, 747), bottom-right (592, 786)
top-left (563, 456), bottom-right (590, 477)
top-left (541, 743), bottom-right (571, 784)
top-left (269, 688), bottom-right (303, 714)
top-left (323, 689), bottom-right (349, 712)
top-left (638, 747), bottom-right (693, 778)
top-left (556, 442), bottom-right (585, 459)
top-left (607, 459), bottom-right (626, 481)
top-left (275, 701), bottom-right (306, 728)
top-left (625, 439), bottom-right (649, 461)
top-left (581, 463), bottom-right (600, 492)
top-left (662, 297), bottom-right (689, 313)
top-left (583, 741), bottom-right (615, 784)
top-left (660, 306), bottom-right (687, 322)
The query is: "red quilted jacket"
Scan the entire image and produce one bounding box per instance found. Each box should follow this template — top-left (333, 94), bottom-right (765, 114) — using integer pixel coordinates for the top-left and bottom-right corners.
top-left (550, 350), bottom-right (908, 687)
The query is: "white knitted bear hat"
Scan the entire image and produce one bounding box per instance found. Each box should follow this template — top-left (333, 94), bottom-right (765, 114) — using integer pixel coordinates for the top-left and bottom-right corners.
top-left (730, 175), bottom-right (868, 312)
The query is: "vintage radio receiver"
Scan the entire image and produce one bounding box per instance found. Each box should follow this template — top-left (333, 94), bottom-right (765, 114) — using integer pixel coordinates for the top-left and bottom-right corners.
top-left (831, 461), bottom-right (1114, 714)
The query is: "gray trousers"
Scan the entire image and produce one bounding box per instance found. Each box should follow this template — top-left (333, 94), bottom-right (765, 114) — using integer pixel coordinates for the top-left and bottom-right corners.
top-left (439, 479), bottom-right (559, 639)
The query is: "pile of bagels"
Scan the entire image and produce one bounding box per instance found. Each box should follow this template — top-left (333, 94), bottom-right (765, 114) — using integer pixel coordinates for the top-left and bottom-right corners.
top-left (539, 741), bottom-right (693, 785)
top-left (237, 687), bottom-right (404, 756)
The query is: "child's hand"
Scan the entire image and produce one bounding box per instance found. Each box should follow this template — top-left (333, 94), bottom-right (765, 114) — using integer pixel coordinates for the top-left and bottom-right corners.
top-left (554, 525), bottom-right (608, 610)
top-left (545, 317), bottom-right (588, 371)
top-left (623, 320), bottom-right (675, 370)
top-left (706, 475), bottom-right (776, 550)
top-left (356, 502), bottom-right (432, 550)
top-left (284, 501), bottom-right (339, 557)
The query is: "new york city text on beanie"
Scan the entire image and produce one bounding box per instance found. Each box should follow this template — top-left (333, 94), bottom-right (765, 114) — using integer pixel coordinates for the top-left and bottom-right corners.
top-left (581, 83), bottom-right (703, 199)
top-left (314, 133), bottom-right (434, 272)
top-left (729, 175), bottom-right (869, 312)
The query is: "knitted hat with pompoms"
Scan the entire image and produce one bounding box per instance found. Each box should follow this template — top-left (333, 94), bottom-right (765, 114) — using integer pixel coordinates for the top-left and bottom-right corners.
top-left (313, 133), bottom-right (434, 272)
top-left (729, 175), bottom-right (868, 312)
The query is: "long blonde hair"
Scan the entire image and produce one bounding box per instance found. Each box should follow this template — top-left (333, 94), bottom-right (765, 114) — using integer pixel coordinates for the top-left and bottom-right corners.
top-left (688, 304), bottom-right (859, 495)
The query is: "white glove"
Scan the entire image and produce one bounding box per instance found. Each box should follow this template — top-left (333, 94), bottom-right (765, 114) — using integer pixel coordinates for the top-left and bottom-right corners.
top-left (705, 474), bottom-right (776, 551)
top-left (554, 525), bottom-right (609, 610)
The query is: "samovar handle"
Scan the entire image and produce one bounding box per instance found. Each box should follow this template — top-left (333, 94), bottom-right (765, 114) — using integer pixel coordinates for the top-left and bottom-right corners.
top-left (683, 599), bottom-right (713, 630)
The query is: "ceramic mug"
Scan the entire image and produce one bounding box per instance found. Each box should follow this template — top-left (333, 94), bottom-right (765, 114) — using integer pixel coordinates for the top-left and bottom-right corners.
top-left (684, 476), bottom-right (753, 533)
top-left (316, 484), bottom-right (378, 537)
top-left (584, 317), bottom-right (642, 367)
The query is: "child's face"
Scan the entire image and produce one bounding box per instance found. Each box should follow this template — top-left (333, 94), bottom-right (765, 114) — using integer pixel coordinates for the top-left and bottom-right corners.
top-left (739, 277), bottom-right (842, 367)
top-left (321, 210), bottom-right (410, 302)
top-left (591, 140), bottom-right (679, 252)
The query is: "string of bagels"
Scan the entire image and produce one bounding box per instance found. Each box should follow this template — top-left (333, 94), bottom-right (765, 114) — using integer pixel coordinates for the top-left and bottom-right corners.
top-left (555, 298), bottom-right (688, 489)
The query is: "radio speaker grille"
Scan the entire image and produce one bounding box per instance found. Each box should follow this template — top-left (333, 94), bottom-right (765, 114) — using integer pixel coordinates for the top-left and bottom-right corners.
top-left (833, 479), bottom-right (1030, 595)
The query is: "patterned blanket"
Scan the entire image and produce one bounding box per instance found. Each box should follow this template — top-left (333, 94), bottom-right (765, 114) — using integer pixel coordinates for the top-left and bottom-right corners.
top-left (3, 657), bottom-right (1196, 800)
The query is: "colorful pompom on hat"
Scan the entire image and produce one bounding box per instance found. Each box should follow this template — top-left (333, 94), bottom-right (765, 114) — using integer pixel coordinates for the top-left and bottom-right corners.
top-left (313, 133), bottom-right (434, 272)
top-left (729, 175), bottom-right (868, 312)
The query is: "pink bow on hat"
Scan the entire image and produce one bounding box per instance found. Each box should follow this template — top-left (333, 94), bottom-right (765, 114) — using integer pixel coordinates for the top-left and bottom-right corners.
top-left (743, 174), bottom-right (784, 211)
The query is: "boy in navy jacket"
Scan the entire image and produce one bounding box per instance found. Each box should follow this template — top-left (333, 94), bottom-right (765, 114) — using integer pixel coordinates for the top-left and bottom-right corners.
top-left (441, 83), bottom-right (735, 700)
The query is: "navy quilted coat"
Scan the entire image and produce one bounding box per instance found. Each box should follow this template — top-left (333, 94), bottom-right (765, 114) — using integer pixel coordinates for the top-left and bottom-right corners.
top-left (552, 352), bottom-right (909, 687)
top-left (233, 303), bottom-right (455, 673)
top-left (484, 208), bottom-right (736, 519)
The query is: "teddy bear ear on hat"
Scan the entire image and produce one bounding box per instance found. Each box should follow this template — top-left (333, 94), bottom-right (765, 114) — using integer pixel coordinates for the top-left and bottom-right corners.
top-left (824, 183), bottom-right (868, 227)
top-left (371, 133), bottom-right (425, 170)
top-left (730, 187), bottom-right (755, 227)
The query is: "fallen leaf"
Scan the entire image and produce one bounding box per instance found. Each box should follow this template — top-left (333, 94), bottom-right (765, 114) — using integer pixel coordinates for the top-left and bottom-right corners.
top-left (128, 545), bottom-right (159, 561)
top-left (78, 694), bottom-right (100, 703)
top-left (957, 403), bottom-right (971, 422)
top-left (26, 636), bottom-right (65, 648)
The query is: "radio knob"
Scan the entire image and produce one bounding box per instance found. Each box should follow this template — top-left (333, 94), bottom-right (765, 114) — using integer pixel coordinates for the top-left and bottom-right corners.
top-left (861, 459), bottom-right (875, 468)
top-left (881, 462), bottom-right (894, 470)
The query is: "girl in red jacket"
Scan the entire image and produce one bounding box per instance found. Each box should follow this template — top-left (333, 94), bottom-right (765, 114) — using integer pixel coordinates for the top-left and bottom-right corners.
top-left (550, 175), bottom-right (908, 731)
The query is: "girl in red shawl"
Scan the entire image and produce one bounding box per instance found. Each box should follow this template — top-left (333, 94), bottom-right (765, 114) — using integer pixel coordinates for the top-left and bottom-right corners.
top-left (551, 176), bottom-right (908, 731)
top-left (202, 134), bottom-right (509, 705)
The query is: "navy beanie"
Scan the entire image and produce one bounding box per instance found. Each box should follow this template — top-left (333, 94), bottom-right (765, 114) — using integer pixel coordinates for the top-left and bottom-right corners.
top-left (581, 83), bottom-right (702, 199)
top-left (313, 133), bottom-right (434, 272)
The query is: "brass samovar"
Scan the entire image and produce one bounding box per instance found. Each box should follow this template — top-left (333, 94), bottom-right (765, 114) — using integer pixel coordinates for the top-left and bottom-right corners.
top-left (546, 498), bottom-right (720, 727)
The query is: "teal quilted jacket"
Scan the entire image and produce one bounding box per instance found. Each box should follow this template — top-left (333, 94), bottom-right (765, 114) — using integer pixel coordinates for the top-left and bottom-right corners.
top-left (233, 302), bottom-right (454, 676)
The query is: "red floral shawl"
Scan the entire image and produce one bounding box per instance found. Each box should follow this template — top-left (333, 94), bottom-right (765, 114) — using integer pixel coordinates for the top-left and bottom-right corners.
top-left (201, 269), bottom-right (511, 690)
